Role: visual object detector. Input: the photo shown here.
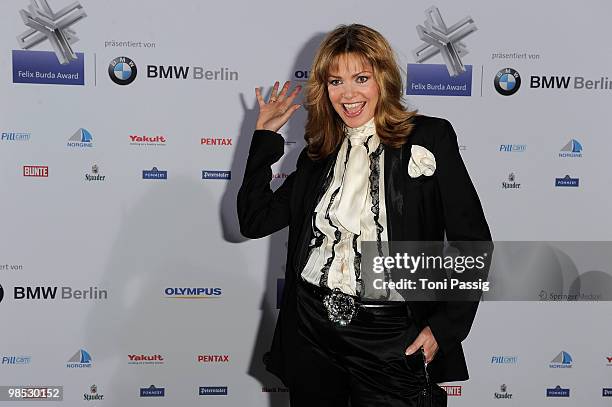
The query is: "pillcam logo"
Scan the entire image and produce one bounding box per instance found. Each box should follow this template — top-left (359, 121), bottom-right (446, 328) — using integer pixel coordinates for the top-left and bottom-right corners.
top-left (491, 355), bottom-right (518, 364)
top-left (555, 175), bottom-right (579, 187)
top-left (84, 384), bottom-right (104, 401)
top-left (67, 128), bottom-right (93, 147)
top-left (143, 167), bottom-right (167, 180)
top-left (128, 354), bottom-right (164, 365)
top-left (23, 165), bottom-right (48, 177)
top-left (109, 57), bottom-right (137, 85)
top-left (502, 173), bottom-right (521, 190)
top-left (559, 139), bottom-right (583, 158)
top-left (199, 386), bottom-right (228, 396)
top-left (494, 68), bottom-right (521, 96)
top-left (407, 6), bottom-right (476, 96)
top-left (202, 170), bottom-right (231, 180)
top-left (67, 349), bottom-right (92, 368)
top-left (1, 355), bottom-right (31, 365)
top-left (499, 144), bottom-right (526, 152)
top-left (197, 354), bottom-right (230, 363)
top-left (13, 0), bottom-right (86, 85)
top-left (164, 287), bottom-right (222, 299)
top-left (546, 385), bottom-right (570, 397)
top-left (549, 351), bottom-right (573, 368)
top-left (440, 385), bottom-right (462, 396)
top-left (140, 385), bottom-right (164, 397)
top-left (1, 132), bottom-right (31, 142)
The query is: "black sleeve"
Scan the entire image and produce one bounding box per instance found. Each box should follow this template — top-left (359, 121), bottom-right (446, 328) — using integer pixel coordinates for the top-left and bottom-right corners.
top-left (237, 130), bottom-right (304, 239)
top-left (426, 119), bottom-right (493, 354)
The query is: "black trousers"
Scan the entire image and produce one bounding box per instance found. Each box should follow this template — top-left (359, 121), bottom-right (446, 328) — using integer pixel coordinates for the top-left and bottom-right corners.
top-left (290, 282), bottom-right (435, 407)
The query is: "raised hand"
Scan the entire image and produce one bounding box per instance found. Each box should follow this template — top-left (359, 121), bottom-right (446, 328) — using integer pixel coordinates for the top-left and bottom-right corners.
top-left (255, 81), bottom-right (302, 132)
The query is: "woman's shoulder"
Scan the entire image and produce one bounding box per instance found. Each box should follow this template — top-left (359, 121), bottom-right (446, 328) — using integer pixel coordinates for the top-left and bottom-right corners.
top-left (409, 114), bottom-right (452, 134)
top-left (403, 115), bottom-right (461, 160)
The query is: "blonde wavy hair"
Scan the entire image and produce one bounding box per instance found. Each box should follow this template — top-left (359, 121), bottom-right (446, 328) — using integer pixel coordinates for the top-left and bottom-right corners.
top-left (305, 24), bottom-right (417, 160)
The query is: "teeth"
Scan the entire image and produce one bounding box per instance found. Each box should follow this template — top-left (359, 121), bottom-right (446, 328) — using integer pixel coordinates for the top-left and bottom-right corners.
top-left (343, 102), bottom-right (363, 109)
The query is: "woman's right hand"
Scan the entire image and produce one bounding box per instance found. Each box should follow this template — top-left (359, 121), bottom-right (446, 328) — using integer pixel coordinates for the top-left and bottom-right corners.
top-left (255, 81), bottom-right (302, 132)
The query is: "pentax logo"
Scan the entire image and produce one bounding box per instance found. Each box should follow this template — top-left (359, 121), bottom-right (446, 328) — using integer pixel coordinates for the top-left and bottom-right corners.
top-left (197, 354), bottom-right (229, 363)
top-left (200, 137), bottom-right (232, 146)
top-left (23, 165), bottom-right (48, 177)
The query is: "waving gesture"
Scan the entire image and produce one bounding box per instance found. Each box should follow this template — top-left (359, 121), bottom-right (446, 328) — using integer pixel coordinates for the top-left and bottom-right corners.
top-left (255, 81), bottom-right (302, 132)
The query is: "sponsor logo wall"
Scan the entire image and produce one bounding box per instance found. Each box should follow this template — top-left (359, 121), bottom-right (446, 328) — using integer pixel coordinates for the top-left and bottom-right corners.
top-left (1, 0), bottom-right (610, 405)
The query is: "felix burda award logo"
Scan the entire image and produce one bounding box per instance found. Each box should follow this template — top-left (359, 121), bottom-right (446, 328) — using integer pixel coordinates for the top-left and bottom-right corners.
top-left (407, 6), bottom-right (477, 96)
top-left (13, 0), bottom-right (87, 85)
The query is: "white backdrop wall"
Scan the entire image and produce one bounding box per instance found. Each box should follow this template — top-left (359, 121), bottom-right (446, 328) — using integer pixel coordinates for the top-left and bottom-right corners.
top-left (0, 0), bottom-right (611, 405)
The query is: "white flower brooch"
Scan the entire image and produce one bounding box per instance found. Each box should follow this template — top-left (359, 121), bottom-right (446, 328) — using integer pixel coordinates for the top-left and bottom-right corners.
top-left (408, 145), bottom-right (436, 178)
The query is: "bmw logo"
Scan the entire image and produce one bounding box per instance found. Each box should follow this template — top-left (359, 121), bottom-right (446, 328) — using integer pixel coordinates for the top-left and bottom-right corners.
top-left (108, 56), bottom-right (137, 85)
top-left (494, 68), bottom-right (521, 96)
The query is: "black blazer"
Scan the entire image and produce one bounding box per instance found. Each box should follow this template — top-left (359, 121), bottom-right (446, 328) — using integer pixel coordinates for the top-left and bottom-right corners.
top-left (237, 115), bottom-right (492, 385)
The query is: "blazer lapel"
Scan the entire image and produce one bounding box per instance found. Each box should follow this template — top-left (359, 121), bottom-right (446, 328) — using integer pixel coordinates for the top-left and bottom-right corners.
top-left (383, 143), bottom-right (406, 241)
top-left (293, 150), bottom-right (338, 275)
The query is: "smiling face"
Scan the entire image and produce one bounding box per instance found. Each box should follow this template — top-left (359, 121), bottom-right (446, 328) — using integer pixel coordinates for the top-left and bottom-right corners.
top-left (327, 53), bottom-right (379, 129)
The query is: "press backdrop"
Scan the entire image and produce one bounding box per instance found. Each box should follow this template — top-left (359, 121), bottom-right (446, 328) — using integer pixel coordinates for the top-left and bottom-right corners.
top-left (1, 0), bottom-right (611, 405)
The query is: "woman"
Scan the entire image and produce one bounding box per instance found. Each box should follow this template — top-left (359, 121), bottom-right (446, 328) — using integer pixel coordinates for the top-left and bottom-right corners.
top-left (238, 24), bottom-right (491, 406)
